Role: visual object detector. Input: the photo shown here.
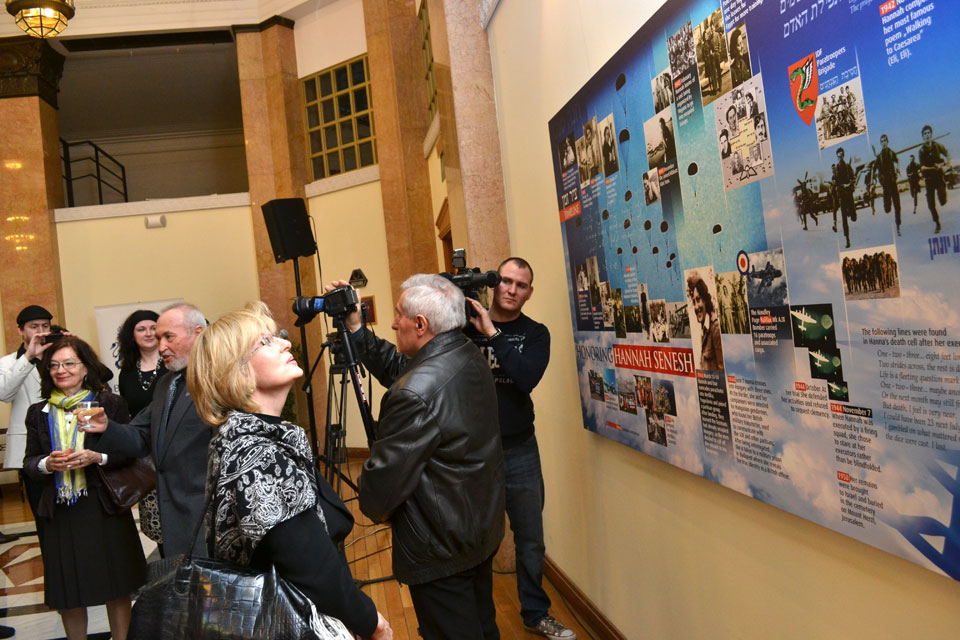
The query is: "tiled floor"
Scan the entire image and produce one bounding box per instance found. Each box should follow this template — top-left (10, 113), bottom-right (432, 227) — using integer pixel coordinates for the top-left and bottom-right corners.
top-left (0, 498), bottom-right (158, 639)
top-left (0, 462), bottom-right (593, 639)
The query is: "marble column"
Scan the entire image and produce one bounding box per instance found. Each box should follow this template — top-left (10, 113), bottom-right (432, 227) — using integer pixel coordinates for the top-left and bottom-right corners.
top-left (423, 0), bottom-right (515, 568)
top-left (363, 0), bottom-right (439, 300)
top-left (425, 0), bottom-right (510, 272)
top-left (234, 18), bottom-right (327, 438)
top-left (0, 37), bottom-right (66, 349)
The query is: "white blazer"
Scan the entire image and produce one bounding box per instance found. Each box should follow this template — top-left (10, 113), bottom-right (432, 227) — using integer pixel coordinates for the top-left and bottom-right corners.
top-left (0, 351), bottom-right (43, 469)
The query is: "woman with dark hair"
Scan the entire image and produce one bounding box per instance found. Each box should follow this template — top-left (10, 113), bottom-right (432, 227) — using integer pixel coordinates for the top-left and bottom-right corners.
top-left (687, 274), bottom-right (725, 371)
top-left (188, 302), bottom-right (391, 640)
top-left (116, 310), bottom-right (165, 417)
top-left (115, 309), bottom-right (165, 550)
top-left (22, 335), bottom-right (146, 640)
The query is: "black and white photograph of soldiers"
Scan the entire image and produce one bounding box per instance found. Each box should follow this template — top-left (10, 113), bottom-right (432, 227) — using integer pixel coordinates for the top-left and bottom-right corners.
top-left (695, 9), bottom-right (729, 105)
top-left (643, 168), bottom-right (661, 205)
top-left (715, 271), bottom-right (749, 334)
top-left (727, 22), bottom-right (752, 88)
top-left (714, 74), bottom-right (774, 191)
top-left (815, 78), bottom-right (868, 150)
top-left (645, 109), bottom-right (677, 168)
top-left (667, 20), bottom-right (696, 75)
top-left (651, 69), bottom-right (674, 114)
top-left (840, 245), bottom-right (901, 301)
top-left (558, 133), bottom-right (577, 172)
top-left (666, 301), bottom-right (691, 339)
top-left (599, 114), bottom-right (620, 177)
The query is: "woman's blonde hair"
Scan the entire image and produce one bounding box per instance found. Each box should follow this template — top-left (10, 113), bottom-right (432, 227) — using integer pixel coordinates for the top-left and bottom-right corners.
top-left (187, 301), bottom-right (278, 425)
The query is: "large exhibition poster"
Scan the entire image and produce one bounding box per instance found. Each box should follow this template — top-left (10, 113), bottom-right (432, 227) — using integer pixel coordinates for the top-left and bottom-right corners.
top-left (548, 0), bottom-right (960, 580)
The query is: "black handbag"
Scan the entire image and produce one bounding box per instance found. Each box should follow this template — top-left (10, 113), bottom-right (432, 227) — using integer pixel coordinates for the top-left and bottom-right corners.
top-left (129, 493), bottom-right (353, 640)
top-left (96, 456), bottom-right (156, 510)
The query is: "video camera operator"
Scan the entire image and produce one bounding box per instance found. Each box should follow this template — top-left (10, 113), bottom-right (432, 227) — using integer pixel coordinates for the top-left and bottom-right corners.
top-left (463, 258), bottom-right (575, 640)
top-left (326, 275), bottom-right (505, 640)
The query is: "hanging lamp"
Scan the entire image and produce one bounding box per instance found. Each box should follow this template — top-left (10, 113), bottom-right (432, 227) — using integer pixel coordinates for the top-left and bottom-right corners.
top-left (6, 0), bottom-right (75, 38)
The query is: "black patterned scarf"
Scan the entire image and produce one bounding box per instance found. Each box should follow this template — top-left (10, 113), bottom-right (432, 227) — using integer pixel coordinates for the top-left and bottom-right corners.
top-left (206, 413), bottom-right (354, 639)
top-left (206, 411), bottom-right (328, 566)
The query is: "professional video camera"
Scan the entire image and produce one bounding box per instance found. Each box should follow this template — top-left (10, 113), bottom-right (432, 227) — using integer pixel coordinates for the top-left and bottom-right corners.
top-left (292, 285), bottom-right (359, 327)
top-left (440, 248), bottom-right (501, 319)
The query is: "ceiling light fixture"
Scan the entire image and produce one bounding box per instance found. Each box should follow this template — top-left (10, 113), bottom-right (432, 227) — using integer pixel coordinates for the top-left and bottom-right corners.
top-left (6, 0), bottom-right (75, 38)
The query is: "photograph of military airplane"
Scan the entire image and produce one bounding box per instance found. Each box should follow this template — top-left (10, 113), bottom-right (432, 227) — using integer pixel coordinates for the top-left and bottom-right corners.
top-left (790, 307), bottom-right (816, 333)
top-left (827, 380), bottom-right (849, 402)
top-left (745, 249), bottom-right (788, 307)
top-left (747, 261), bottom-right (782, 291)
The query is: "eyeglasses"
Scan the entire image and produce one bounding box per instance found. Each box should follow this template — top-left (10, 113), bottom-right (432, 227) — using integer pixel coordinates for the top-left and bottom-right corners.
top-left (243, 333), bottom-right (289, 363)
top-left (48, 361), bottom-right (82, 371)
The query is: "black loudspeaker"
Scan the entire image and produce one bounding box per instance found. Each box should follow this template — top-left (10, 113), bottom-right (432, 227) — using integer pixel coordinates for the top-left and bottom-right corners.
top-left (261, 198), bottom-right (317, 263)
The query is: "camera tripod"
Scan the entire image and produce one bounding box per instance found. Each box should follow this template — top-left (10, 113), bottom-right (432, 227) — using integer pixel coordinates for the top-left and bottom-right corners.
top-left (304, 315), bottom-right (376, 496)
top-left (304, 314), bottom-right (394, 587)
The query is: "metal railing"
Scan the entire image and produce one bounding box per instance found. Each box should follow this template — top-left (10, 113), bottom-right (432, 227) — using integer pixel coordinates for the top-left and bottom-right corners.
top-left (61, 139), bottom-right (128, 206)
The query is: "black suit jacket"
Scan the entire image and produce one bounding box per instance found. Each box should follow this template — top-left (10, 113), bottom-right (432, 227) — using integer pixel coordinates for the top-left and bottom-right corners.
top-left (88, 370), bottom-right (211, 556)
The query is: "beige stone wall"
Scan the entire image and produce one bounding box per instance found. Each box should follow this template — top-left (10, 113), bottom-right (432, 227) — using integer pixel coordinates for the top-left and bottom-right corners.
top-left (54, 202), bottom-right (261, 350)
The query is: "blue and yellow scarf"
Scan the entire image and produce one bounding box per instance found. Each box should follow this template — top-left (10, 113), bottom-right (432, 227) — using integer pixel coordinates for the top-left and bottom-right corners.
top-left (46, 388), bottom-right (94, 505)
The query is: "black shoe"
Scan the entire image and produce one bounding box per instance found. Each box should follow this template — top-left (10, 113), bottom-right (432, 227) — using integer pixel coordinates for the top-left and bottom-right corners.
top-left (845, 239), bottom-right (851, 248)
top-left (0, 625), bottom-right (14, 639)
top-left (0, 530), bottom-right (17, 544)
top-left (935, 223), bottom-right (942, 234)
top-left (897, 227), bottom-right (901, 236)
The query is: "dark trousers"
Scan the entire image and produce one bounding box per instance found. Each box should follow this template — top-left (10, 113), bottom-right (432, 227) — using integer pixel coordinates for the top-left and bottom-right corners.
top-left (839, 189), bottom-right (855, 245)
top-left (505, 435), bottom-right (552, 627)
top-left (924, 171), bottom-right (946, 223)
top-left (409, 554), bottom-right (498, 640)
top-left (880, 175), bottom-right (901, 227)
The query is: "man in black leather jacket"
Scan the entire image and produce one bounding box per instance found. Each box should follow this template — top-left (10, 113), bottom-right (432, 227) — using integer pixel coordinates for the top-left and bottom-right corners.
top-left (334, 274), bottom-right (505, 640)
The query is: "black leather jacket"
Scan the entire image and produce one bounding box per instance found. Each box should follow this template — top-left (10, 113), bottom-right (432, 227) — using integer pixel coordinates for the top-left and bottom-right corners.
top-left (354, 328), bottom-right (505, 585)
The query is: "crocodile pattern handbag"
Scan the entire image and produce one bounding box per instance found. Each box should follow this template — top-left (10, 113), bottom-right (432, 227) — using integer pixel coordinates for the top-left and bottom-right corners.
top-left (129, 494), bottom-right (353, 640)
